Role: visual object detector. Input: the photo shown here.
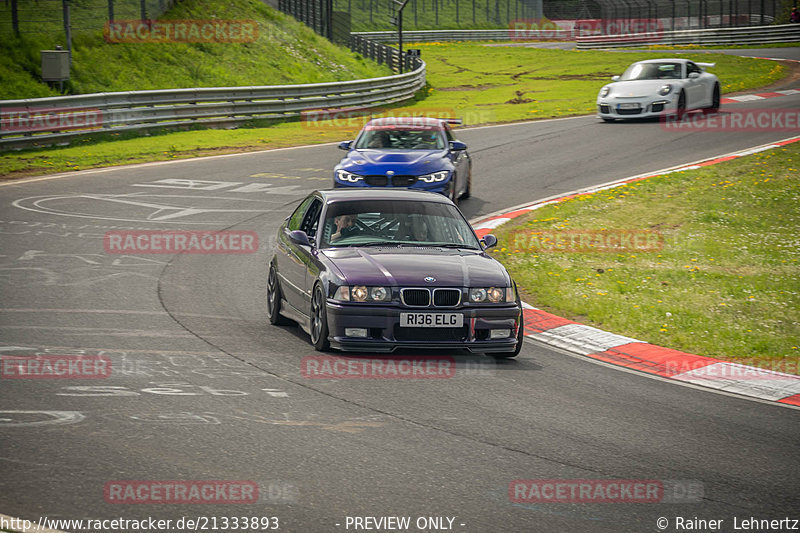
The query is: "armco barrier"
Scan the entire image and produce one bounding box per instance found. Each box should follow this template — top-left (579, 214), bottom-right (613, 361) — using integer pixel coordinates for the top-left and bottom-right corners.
top-left (576, 23), bottom-right (800, 49)
top-left (0, 57), bottom-right (425, 151)
top-left (353, 29), bottom-right (572, 42)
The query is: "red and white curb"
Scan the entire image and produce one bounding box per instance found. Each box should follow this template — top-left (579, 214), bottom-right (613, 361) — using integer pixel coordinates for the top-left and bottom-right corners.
top-left (721, 88), bottom-right (800, 105)
top-left (471, 135), bottom-right (800, 407)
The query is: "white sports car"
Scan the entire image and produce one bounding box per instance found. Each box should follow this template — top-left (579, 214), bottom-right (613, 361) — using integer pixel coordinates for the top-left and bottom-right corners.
top-left (596, 58), bottom-right (721, 121)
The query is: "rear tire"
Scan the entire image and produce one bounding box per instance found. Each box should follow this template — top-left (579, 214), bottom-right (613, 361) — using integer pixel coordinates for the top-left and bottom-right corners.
top-left (704, 84), bottom-right (720, 114)
top-left (310, 283), bottom-right (330, 352)
top-left (267, 264), bottom-right (290, 326)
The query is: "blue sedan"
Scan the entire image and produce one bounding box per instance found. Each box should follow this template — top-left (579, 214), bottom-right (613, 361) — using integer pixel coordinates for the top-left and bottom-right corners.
top-left (333, 117), bottom-right (472, 204)
top-left (267, 189), bottom-right (523, 356)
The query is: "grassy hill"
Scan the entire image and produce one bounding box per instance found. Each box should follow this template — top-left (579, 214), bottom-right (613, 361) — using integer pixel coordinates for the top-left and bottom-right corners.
top-left (0, 0), bottom-right (392, 100)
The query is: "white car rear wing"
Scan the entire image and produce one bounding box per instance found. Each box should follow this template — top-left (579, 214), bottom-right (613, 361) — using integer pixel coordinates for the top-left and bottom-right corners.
top-left (697, 62), bottom-right (716, 69)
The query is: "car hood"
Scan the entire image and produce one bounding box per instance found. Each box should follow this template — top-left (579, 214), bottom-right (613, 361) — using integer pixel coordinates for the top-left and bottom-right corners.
top-left (322, 247), bottom-right (510, 288)
top-left (607, 79), bottom-right (676, 97)
top-left (338, 149), bottom-right (450, 174)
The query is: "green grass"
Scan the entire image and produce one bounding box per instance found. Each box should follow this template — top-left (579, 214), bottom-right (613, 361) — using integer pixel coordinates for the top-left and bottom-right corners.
top-left (0, 45), bottom-right (786, 179)
top-left (491, 142), bottom-right (800, 372)
top-left (0, 0), bottom-right (391, 99)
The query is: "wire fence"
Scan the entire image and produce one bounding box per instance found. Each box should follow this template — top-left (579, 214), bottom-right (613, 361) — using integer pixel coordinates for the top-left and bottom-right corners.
top-left (329, 0), bottom-right (792, 30)
top-left (3, 0), bottom-right (792, 38)
top-left (0, 0), bottom-right (178, 37)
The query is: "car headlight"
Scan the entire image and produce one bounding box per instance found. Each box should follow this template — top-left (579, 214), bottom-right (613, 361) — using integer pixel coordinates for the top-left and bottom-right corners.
top-left (658, 84), bottom-right (673, 96)
top-left (418, 171), bottom-right (449, 183)
top-left (469, 287), bottom-right (513, 303)
top-left (600, 86), bottom-right (611, 98)
top-left (336, 169), bottom-right (363, 183)
top-left (333, 285), bottom-right (392, 302)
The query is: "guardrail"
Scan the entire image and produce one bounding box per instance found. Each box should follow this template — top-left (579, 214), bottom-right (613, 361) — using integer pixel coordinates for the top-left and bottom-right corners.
top-left (0, 54), bottom-right (425, 151)
top-left (353, 29), bottom-right (572, 42)
top-left (576, 23), bottom-right (800, 49)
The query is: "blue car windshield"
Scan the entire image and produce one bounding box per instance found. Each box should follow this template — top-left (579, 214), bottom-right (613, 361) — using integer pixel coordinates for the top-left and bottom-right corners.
top-left (620, 62), bottom-right (682, 80)
top-left (322, 200), bottom-right (481, 249)
top-left (354, 127), bottom-right (447, 150)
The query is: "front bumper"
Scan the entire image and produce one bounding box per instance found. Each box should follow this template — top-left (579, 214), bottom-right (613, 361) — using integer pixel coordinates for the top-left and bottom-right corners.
top-left (333, 175), bottom-right (452, 196)
top-left (597, 95), bottom-right (677, 119)
top-left (326, 301), bottom-right (522, 353)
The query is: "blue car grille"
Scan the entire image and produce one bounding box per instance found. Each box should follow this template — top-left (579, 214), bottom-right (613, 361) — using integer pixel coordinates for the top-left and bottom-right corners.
top-left (362, 175), bottom-right (418, 187)
top-left (365, 175), bottom-right (389, 186)
top-left (391, 175), bottom-right (417, 187)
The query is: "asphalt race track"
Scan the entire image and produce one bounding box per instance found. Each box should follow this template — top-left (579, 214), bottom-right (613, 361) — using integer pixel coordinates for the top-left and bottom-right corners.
top-left (1, 78), bottom-right (799, 532)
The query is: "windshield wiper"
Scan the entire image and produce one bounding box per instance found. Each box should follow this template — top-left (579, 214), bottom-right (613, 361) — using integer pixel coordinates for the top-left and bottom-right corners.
top-left (429, 243), bottom-right (481, 250)
top-left (351, 241), bottom-right (395, 247)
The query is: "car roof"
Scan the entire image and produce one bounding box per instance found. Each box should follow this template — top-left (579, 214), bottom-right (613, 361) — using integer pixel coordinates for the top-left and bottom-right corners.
top-left (365, 116), bottom-right (446, 128)
top-left (315, 188), bottom-right (453, 204)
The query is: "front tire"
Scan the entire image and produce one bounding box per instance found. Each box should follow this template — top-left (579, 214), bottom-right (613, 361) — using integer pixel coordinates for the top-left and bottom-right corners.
top-left (310, 283), bottom-right (330, 351)
top-left (267, 264), bottom-right (290, 326)
top-left (675, 91), bottom-right (686, 120)
top-left (460, 167), bottom-right (472, 200)
top-left (448, 179), bottom-right (459, 206)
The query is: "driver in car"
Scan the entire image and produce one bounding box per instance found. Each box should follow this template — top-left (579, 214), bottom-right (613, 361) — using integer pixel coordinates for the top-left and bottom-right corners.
top-left (331, 214), bottom-right (359, 241)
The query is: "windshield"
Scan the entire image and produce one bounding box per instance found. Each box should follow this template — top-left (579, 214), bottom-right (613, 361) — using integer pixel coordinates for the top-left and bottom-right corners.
top-left (322, 199), bottom-right (481, 249)
top-left (354, 126), bottom-right (447, 150)
top-left (620, 62), bottom-right (683, 81)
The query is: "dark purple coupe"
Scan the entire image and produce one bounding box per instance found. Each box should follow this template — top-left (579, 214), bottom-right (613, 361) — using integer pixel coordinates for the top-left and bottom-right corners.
top-left (267, 189), bottom-right (523, 356)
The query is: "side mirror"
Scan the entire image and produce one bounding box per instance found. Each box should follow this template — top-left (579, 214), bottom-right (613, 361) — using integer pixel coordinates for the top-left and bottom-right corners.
top-left (449, 140), bottom-right (467, 151)
top-left (688, 72), bottom-right (700, 79)
top-left (338, 141), bottom-right (353, 151)
top-left (288, 230), bottom-right (312, 247)
top-left (611, 75), bottom-right (620, 81)
top-left (481, 234), bottom-right (498, 249)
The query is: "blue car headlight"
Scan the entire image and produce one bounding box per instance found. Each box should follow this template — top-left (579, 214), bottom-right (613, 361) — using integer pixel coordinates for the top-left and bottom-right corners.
top-left (336, 169), bottom-right (363, 183)
top-left (418, 171), bottom-right (449, 183)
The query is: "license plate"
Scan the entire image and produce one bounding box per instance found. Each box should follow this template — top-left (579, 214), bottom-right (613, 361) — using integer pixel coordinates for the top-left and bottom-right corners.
top-left (400, 312), bottom-right (463, 328)
top-left (618, 103), bottom-right (640, 110)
